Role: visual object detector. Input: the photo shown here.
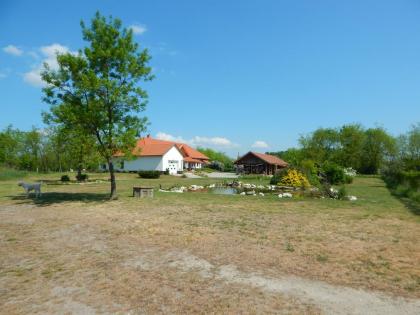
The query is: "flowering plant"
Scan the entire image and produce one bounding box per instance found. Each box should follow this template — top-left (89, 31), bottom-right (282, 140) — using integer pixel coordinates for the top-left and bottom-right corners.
top-left (279, 169), bottom-right (310, 188)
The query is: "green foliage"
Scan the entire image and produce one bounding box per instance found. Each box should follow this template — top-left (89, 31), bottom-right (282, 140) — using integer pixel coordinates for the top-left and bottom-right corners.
top-left (270, 168), bottom-right (288, 185)
top-left (76, 173), bottom-right (88, 181)
top-left (337, 186), bottom-right (347, 200)
top-left (298, 124), bottom-right (396, 174)
top-left (266, 148), bottom-right (304, 167)
top-left (41, 12), bottom-right (153, 199)
top-left (344, 175), bottom-right (354, 184)
top-left (0, 166), bottom-right (28, 181)
top-left (61, 175), bottom-right (70, 182)
top-left (197, 147), bottom-right (234, 171)
top-left (299, 128), bottom-right (340, 162)
top-left (359, 128), bottom-right (396, 174)
top-left (138, 170), bottom-right (160, 179)
top-left (321, 162), bottom-right (345, 185)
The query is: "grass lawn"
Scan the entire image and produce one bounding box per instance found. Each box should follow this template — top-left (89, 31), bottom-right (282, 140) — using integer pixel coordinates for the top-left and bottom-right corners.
top-left (0, 172), bottom-right (419, 313)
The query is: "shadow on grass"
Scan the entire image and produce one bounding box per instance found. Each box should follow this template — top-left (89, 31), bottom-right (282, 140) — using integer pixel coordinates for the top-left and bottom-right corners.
top-left (10, 192), bottom-right (108, 206)
top-left (395, 195), bottom-right (420, 216)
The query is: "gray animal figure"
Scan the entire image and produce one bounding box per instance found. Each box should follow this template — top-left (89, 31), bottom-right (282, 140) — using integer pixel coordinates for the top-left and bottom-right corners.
top-left (18, 181), bottom-right (42, 198)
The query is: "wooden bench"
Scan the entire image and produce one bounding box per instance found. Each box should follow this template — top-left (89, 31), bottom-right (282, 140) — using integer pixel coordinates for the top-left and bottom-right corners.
top-left (133, 186), bottom-right (154, 198)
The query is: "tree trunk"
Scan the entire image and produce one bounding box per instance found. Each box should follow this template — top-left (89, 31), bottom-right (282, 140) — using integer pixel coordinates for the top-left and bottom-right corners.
top-left (108, 160), bottom-right (117, 200)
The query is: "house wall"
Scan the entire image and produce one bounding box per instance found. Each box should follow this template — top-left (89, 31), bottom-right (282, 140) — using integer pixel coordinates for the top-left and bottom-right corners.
top-left (161, 146), bottom-right (184, 174)
top-left (107, 146), bottom-right (184, 174)
top-left (111, 156), bottom-right (163, 172)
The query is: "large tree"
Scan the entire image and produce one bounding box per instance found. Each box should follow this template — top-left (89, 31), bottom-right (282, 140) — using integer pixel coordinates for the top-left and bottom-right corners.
top-left (42, 12), bottom-right (153, 199)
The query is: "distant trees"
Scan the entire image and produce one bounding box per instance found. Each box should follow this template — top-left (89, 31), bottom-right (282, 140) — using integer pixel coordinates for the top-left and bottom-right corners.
top-left (196, 147), bottom-right (234, 171)
top-left (0, 125), bottom-right (99, 173)
top-left (41, 12), bottom-right (153, 199)
top-left (273, 124), bottom-right (398, 175)
top-left (381, 124), bottom-right (420, 206)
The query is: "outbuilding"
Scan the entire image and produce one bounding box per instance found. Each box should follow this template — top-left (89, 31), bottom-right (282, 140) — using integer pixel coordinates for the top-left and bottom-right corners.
top-left (234, 151), bottom-right (288, 175)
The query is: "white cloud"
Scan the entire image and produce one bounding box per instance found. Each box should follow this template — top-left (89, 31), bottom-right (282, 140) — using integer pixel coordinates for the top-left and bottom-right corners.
top-left (156, 132), bottom-right (187, 143)
top-left (3, 45), bottom-right (23, 56)
top-left (190, 136), bottom-right (235, 147)
top-left (129, 24), bottom-right (147, 35)
top-left (251, 140), bottom-right (269, 148)
top-left (156, 132), bottom-right (238, 148)
top-left (23, 43), bottom-right (73, 87)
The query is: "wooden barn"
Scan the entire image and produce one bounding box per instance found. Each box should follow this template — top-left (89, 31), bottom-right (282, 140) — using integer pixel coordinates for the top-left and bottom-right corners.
top-left (234, 151), bottom-right (288, 175)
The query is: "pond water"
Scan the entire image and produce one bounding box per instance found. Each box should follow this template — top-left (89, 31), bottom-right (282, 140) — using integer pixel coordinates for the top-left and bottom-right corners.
top-left (209, 187), bottom-right (238, 195)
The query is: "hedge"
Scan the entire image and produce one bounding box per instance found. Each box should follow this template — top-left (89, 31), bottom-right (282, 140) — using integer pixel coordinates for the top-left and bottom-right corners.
top-left (138, 170), bottom-right (161, 179)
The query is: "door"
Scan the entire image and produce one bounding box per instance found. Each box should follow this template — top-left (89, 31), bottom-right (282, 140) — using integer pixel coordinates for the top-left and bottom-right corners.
top-left (167, 160), bottom-right (178, 175)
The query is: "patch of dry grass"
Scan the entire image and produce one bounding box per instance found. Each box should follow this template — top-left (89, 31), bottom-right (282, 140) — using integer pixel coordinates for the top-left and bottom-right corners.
top-left (0, 174), bottom-right (419, 313)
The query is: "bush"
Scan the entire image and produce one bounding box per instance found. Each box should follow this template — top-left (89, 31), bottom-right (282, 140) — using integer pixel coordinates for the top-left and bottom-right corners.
top-left (270, 168), bottom-right (288, 185)
top-left (337, 186), bottom-right (347, 200)
top-left (279, 168), bottom-right (310, 188)
top-left (76, 173), bottom-right (88, 181)
top-left (138, 170), bottom-right (160, 179)
top-left (61, 175), bottom-right (70, 182)
top-left (164, 168), bottom-right (169, 175)
top-left (344, 175), bottom-right (353, 184)
top-left (322, 162), bottom-right (345, 185)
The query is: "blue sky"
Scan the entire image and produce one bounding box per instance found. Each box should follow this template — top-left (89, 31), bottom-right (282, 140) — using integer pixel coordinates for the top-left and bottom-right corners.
top-left (1, 0), bottom-right (420, 157)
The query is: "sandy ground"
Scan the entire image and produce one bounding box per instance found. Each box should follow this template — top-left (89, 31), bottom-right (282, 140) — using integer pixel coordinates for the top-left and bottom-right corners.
top-left (1, 196), bottom-right (419, 314)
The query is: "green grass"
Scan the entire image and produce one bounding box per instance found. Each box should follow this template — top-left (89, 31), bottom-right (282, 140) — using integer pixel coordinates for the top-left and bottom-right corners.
top-left (0, 167), bottom-right (29, 181)
top-left (1, 171), bottom-right (418, 219)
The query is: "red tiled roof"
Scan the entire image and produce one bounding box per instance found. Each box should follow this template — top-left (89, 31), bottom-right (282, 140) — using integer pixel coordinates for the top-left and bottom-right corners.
top-left (176, 143), bottom-right (209, 161)
top-left (116, 136), bottom-right (210, 163)
top-left (235, 151), bottom-right (288, 167)
top-left (183, 157), bottom-right (204, 163)
top-left (130, 137), bottom-right (174, 156)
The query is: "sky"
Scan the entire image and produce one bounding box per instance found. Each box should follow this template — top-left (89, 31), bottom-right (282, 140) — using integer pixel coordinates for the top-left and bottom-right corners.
top-left (1, 0), bottom-right (420, 157)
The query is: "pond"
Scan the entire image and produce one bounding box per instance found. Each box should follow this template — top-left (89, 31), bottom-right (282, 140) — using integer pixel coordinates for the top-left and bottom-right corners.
top-left (209, 187), bottom-right (238, 195)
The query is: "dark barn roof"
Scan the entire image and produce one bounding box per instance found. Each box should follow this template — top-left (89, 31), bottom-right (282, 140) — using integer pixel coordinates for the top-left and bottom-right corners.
top-left (234, 151), bottom-right (288, 167)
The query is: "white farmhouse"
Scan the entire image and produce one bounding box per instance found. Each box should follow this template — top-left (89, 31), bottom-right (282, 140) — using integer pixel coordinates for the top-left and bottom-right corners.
top-left (101, 135), bottom-right (209, 175)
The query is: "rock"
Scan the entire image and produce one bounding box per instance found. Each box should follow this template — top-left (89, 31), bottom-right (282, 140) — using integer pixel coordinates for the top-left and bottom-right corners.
top-left (245, 190), bottom-right (255, 195)
top-left (208, 184), bottom-right (216, 188)
top-left (279, 192), bottom-right (292, 198)
top-left (240, 192), bottom-right (246, 195)
top-left (189, 185), bottom-right (204, 191)
top-left (259, 192), bottom-right (264, 197)
top-left (347, 195), bottom-right (357, 201)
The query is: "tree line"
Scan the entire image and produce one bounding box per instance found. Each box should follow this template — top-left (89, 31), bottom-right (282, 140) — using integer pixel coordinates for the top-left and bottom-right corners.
top-left (268, 124), bottom-right (400, 175)
top-left (268, 123), bottom-right (420, 205)
top-left (0, 125), bottom-right (100, 174)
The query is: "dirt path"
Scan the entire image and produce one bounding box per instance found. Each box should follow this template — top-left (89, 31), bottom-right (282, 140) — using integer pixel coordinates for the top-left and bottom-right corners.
top-left (127, 250), bottom-right (420, 315)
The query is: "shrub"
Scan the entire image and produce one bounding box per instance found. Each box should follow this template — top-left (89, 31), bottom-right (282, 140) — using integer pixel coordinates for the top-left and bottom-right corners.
top-left (76, 173), bottom-right (88, 181)
top-left (61, 175), bottom-right (70, 182)
top-left (138, 170), bottom-right (160, 179)
top-left (270, 168), bottom-right (288, 185)
top-left (322, 162), bottom-right (345, 185)
top-left (408, 191), bottom-right (420, 203)
top-left (337, 185), bottom-right (347, 200)
top-left (344, 175), bottom-right (354, 184)
top-left (164, 168), bottom-right (169, 175)
top-left (279, 168), bottom-right (310, 188)
top-left (209, 161), bottom-right (224, 171)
